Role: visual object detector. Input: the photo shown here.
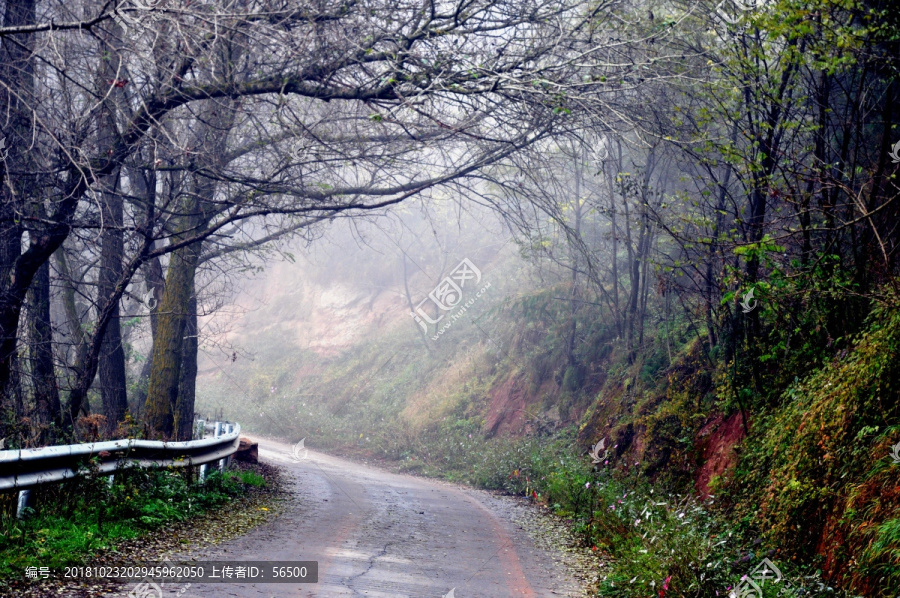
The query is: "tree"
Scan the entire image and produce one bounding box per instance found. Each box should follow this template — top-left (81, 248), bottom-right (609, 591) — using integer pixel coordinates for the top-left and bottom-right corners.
top-left (0, 0), bottom-right (619, 442)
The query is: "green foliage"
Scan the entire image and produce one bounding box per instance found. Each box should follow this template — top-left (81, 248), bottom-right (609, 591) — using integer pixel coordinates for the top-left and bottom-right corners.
top-left (226, 470), bottom-right (267, 487)
top-left (197, 214), bottom-right (898, 596)
top-left (861, 515), bottom-right (900, 590)
top-left (562, 364), bottom-right (585, 391)
top-left (383, 421), bottom-right (841, 597)
top-left (0, 466), bottom-right (250, 581)
top-left (729, 296), bottom-right (900, 595)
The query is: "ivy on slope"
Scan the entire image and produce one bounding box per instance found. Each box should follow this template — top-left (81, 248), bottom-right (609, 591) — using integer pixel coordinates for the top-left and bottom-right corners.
top-left (731, 296), bottom-right (900, 596)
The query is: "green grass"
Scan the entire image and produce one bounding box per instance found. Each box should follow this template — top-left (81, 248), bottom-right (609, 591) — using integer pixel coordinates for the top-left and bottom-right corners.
top-left (424, 425), bottom-right (854, 597)
top-left (0, 465), bottom-right (251, 581)
top-left (195, 273), bottom-right (900, 596)
top-left (315, 416), bottom-right (850, 597)
top-left (227, 470), bottom-right (267, 487)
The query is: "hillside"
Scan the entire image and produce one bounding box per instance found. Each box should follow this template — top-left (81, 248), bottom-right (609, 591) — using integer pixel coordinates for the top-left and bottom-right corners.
top-left (196, 210), bottom-right (900, 596)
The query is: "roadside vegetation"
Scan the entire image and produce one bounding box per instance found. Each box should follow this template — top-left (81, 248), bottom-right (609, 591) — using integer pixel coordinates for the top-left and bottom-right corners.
top-left (205, 251), bottom-right (900, 596)
top-left (0, 0), bottom-right (895, 594)
top-left (0, 463), bottom-right (272, 584)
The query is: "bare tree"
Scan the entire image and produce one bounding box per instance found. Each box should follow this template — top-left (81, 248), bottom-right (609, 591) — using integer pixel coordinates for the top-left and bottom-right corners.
top-left (0, 0), bottom-right (625, 441)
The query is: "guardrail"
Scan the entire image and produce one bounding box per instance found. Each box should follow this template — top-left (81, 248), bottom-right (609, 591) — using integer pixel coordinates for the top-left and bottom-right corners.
top-left (0, 420), bottom-right (240, 518)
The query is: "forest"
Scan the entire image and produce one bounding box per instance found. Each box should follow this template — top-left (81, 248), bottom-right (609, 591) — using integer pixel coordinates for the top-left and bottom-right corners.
top-left (0, 0), bottom-right (898, 595)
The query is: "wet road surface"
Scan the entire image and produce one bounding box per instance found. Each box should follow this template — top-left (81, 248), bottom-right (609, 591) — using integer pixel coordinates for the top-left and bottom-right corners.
top-left (139, 437), bottom-right (582, 598)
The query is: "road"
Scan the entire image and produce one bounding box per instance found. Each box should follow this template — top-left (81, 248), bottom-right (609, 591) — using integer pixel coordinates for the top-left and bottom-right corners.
top-left (149, 437), bottom-right (583, 598)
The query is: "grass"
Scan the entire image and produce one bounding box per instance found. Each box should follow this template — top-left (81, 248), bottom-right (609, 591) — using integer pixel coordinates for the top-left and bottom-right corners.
top-left (319, 418), bottom-right (853, 597)
top-left (226, 469), bottom-right (267, 487)
top-left (195, 275), bottom-right (900, 596)
top-left (0, 464), bottom-right (254, 581)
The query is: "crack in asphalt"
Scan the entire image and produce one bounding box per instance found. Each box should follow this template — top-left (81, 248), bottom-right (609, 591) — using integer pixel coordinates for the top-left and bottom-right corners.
top-left (129, 438), bottom-right (583, 598)
top-left (344, 538), bottom-right (401, 597)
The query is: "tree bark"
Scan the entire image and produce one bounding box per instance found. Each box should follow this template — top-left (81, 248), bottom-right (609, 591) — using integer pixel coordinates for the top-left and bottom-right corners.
top-left (133, 255), bottom-right (165, 415)
top-left (98, 177), bottom-right (129, 435)
top-left (144, 98), bottom-right (236, 438)
top-left (0, 0), bottom-right (36, 434)
top-left (566, 146), bottom-right (584, 366)
top-left (55, 249), bottom-right (90, 399)
top-left (27, 260), bottom-right (61, 440)
top-left (95, 28), bottom-right (130, 435)
top-left (606, 151), bottom-right (622, 338)
top-left (144, 240), bottom-right (201, 439)
top-left (175, 293), bottom-right (198, 441)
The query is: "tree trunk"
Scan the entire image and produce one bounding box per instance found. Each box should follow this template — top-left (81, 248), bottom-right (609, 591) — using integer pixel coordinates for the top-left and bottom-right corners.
top-left (566, 146), bottom-right (584, 366)
top-left (27, 260), bottom-right (61, 440)
top-left (144, 241), bottom-right (201, 438)
top-left (143, 99), bottom-right (235, 438)
top-left (133, 255), bottom-right (165, 415)
top-left (606, 155), bottom-right (621, 338)
top-left (638, 225), bottom-right (652, 346)
top-left (98, 179), bottom-right (129, 436)
top-left (0, 0), bottom-right (36, 435)
top-left (175, 293), bottom-right (198, 441)
top-left (95, 32), bottom-right (130, 435)
top-left (55, 249), bottom-right (90, 404)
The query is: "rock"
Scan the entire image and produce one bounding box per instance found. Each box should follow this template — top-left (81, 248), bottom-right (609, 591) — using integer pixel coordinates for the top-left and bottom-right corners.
top-left (234, 437), bottom-right (258, 462)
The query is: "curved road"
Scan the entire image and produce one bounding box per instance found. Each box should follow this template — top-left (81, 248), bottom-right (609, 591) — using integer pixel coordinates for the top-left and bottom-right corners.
top-left (153, 437), bottom-right (581, 598)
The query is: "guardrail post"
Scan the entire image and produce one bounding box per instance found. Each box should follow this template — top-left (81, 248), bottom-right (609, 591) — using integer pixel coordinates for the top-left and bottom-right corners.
top-left (225, 423), bottom-right (234, 467)
top-left (16, 490), bottom-right (31, 519)
top-left (215, 422), bottom-right (226, 472)
top-left (195, 418), bottom-right (210, 482)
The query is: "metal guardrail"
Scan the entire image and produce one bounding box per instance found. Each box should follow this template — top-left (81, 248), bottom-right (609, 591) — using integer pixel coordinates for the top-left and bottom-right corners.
top-left (0, 420), bottom-right (240, 517)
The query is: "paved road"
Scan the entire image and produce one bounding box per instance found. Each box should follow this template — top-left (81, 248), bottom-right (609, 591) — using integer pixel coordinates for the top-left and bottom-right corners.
top-left (147, 437), bottom-right (581, 598)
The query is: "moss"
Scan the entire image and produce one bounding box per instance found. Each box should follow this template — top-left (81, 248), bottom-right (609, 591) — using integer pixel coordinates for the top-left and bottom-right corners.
top-left (729, 297), bottom-right (900, 595)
